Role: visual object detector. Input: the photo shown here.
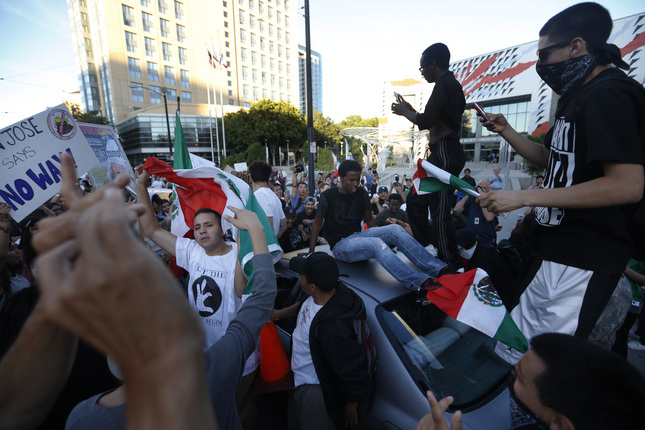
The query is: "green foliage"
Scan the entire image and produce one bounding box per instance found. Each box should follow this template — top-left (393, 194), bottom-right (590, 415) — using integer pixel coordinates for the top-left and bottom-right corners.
top-left (313, 111), bottom-right (341, 147)
top-left (315, 147), bottom-right (335, 173)
top-left (337, 115), bottom-right (379, 166)
top-left (69, 102), bottom-right (109, 125)
top-left (243, 142), bottom-right (267, 165)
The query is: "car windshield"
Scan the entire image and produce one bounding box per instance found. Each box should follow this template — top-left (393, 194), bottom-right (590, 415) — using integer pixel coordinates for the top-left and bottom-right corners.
top-left (376, 293), bottom-right (511, 411)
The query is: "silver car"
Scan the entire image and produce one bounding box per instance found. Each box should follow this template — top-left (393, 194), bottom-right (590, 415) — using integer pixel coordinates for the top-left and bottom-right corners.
top-left (273, 246), bottom-right (511, 430)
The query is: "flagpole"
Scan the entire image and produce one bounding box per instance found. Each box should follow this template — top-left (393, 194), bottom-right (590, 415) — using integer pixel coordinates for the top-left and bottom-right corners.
top-left (211, 55), bottom-right (221, 166)
top-left (219, 66), bottom-right (227, 159)
top-left (206, 45), bottom-right (214, 162)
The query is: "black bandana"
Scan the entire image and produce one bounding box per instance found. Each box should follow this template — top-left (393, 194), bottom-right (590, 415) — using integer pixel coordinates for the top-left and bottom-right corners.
top-left (536, 52), bottom-right (599, 96)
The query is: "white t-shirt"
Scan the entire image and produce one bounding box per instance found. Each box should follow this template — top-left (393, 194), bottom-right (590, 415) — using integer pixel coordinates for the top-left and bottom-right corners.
top-left (254, 186), bottom-right (285, 235)
top-left (151, 179), bottom-right (165, 188)
top-left (291, 296), bottom-right (324, 387)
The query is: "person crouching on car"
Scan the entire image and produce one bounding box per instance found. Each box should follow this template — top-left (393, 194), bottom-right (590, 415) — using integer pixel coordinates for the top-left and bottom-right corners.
top-left (276, 252), bottom-right (373, 430)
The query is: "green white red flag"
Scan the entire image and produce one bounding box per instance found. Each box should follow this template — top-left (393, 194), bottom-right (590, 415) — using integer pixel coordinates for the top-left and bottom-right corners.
top-left (413, 159), bottom-right (479, 197)
top-left (142, 155), bottom-right (283, 294)
top-left (425, 268), bottom-right (528, 352)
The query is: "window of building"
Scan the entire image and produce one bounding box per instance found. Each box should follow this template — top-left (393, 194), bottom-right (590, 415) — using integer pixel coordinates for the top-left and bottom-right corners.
top-left (84, 37), bottom-right (93, 58)
top-left (279, 76), bottom-right (284, 89)
top-left (243, 84), bottom-right (249, 99)
top-left (249, 14), bottom-right (255, 29)
top-left (261, 71), bottom-right (267, 86)
top-left (285, 47), bottom-right (290, 60)
top-left (142, 12), bottom-right (153, 32)
top-left (227, 71), bottom-right (232, 77)
top-left (181, 91), bottom-right (191, 103)
top-left (270, 74), bottom-right (275, 88)
top-left (277, 10), bottom-right (282, 25)
top-left (164, 65), bottom-right (175, 85)
top-left (287, 79), bottom-right (291, 91)
top-left (253, 87), bottom-right (259, 101)
top-left (226, 61), bottom-right (231, 67)
top-left (240, 47), bottom-right (247, 62)
top-left (277, 27), bottom-right (282, 40)
top-left (223, 11), bottom-right (228, 17)
top-left (285, 31), bottom-right (290, 44)
top-left (225, 41), bottom-right (230, 48)
top-left (239, 9), bottom-right (245, 24)
top-left (162, 42), bottom-right (172, 61)
top-left (225, 31), bottom-right (229, 38)
top-left (229, 99), bottom-right (234, 105)
top-left (176, 24), bottom-right (186, 43)
top-left (258, 19), bottom-right (264, 33)
top-left (258, 1), bottom-right (264, 14)
top-left (81, 11), bottom-right (88, 22)
top-left (240, 28), bottom-right (246, 44)
top-left (251, 51), bottom-right (258, 65)
top-left (268, 23), bottom-right (274, 37)
top-left (178, 47), bottom-right (188, 65)
top-left (224, 51), bottom-right (229, 58)
top-left (261, 54), bottom-right (267, 68)
top-left (286, 63), bottom-right (290, 74)
top-left (223, 0), bottom-right (227, 5)
top-left (260, 37), bottom-right (266, 51)
top-left (122, 5), bottom-right (135, 27)
top-left (270, 57), bottom-right (275, 71)
top-left (238, 0), bottom-right (244, 5)
top-left (149, 85), bottom-right (162, 104)
top-left (147, 62), bottom-right (159, 81)
top-left (250, 33), bottom-right (256, 47)
top-left (228, 90), bottom-right (233, 96)
top-left (252, 69), bottom-right (258, 83)
top-left (224, 21), bottom-right (229, 28)
top-left (269, 41), bottom-right (274, 54)
top-left (242, 65), bottom-right (249, 81)
top-left (244, 102), bottom-right (250, 108)
top-left (125, 31), bottom-right (138, 52)
top-left (267, 6), bottom-right (273, 19)
top-left (158, 0), bottom-right (168, 14)
top-left (263, 88), bottom-right (268, 99)
top-left (131, 83), bottom-right (145, 103)
top-left (278, 44), bottom-right (282, 58)
top-left (180, 69), bottom-right (190, 87)
top-left (228, 80), bottom-right (232, 86)
top-left (160, 18), bottom-right (170, 38)
top-left (144, 37), bottom-right (156, 57)
top-left (271, 90), bottom-right (276, 100)
top-left (174, 1), bottom-right (184, 20)
top-left (82, 24), bottom-right (89, 33)
top-left (141, 0), bottom-right (151, 7)
top-left (284, 0), bottom-right (289, 9)
top-left (284, 14), bottom-right (289, 26)
top-left (166, 88), bottom-right (176, 98)
top-left (278, 60), bottom-right (283, 73)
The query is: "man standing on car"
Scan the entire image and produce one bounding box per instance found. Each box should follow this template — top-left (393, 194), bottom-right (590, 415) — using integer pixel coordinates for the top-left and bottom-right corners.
top-left (476, 2), bottom-right (645, 364)
top-left (391, 43), bottom-right (466, 271)
top-left (286, 252), bottom-right (373, 430)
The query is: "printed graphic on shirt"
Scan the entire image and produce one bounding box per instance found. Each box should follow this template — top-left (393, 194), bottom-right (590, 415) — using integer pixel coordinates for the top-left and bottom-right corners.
top-left (190, 267), bottom-right (228, 324)
top-left (536, 119), bottom-right (576, 227)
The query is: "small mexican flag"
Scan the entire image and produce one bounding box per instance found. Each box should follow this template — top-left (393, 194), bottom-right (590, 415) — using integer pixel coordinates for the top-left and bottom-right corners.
top-left (142, 155), bottom-right (283, 294)
top-left (425, 268), bottom-right (528, 352)
top-left (413, 159), bottom-right (479, 197)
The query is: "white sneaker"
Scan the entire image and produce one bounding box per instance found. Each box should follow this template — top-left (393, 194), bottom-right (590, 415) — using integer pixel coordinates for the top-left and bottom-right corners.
top-left (628, 340), bottom-right (645, 351)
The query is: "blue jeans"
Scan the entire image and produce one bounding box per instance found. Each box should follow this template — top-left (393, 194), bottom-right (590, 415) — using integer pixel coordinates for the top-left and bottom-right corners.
top-left (332, 224), bottom-right (447, 290)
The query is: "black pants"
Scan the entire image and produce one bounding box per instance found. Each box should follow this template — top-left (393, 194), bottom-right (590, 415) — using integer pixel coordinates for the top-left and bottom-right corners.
top-left (407, 137), bottom-right (465, 270)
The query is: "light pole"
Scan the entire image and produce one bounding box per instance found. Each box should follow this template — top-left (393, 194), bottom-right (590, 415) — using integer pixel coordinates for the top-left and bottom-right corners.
top-left (129, 84), bottom-right (173, 158)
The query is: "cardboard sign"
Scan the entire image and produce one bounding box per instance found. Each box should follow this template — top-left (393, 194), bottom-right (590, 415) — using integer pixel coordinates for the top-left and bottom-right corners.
top-left (78, 123), bottom-right (137, 195)
top-left (0, 104), bottom-right (99, 221)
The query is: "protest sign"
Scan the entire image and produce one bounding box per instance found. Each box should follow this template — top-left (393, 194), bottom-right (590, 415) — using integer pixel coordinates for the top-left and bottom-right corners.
top-left (0, 104), bottom-right (99, 221)
top-left (78, 123), bottom-right (137, 196)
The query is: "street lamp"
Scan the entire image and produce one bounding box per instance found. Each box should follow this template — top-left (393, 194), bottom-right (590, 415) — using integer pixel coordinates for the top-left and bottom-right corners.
top-left (129, 84), bottom-right (173, 158)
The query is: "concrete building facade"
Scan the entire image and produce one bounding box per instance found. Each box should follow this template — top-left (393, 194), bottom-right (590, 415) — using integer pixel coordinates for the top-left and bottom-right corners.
top-left (298, 44), bottom-right (323, 116)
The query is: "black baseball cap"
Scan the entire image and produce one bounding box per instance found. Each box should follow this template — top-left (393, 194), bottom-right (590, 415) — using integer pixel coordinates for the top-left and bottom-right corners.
top-left (289, 252), bottom-right (339, 290)
top-left (284, 205), bottom-right (296, 217)
top-left (378, 186), bottom-right (388, 193)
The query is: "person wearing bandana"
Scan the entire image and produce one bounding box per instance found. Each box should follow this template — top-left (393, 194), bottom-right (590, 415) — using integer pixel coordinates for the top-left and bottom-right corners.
top-left (474, 1), bottom-right (645, 369)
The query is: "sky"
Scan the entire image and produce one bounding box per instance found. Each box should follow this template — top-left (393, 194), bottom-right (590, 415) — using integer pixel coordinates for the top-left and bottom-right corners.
top-left (0, 0), bottom-right (642, 128)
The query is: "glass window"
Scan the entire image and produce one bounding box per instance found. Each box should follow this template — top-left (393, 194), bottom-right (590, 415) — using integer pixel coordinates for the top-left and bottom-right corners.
top-left (270, 74), bottom-right (275, 88)
top-left (238, 0), bottom-right (244, 5)
top-left (261, 71), bottom-right (267, 86)
top-left (287, 79), bottom-right (291, 91)
top-left (263, 88), bottom-right (269, 99)
top-left (270, 57), bottom-right (275, 71)
top-left (250, 33), bottom-right (256, 47)
top-left (142, 12), bottom-right (154, 32)
top-left (130, 82), bottom-right (144, 103)
top-left (84, 37), bottom-right (93, 57)
top-left (125, 31), bottom-right (138, 52)
top-left (258, 1), bottom-right (263, 14)
top-left (223, 0), bottom-right (227, 5)
top-left (277, 10), bottom-right (282, 25)
top-left (240, 47), bottom-right (247, 62)
top-left (268, 23), bottom-right (274, 37)
top-left (278, 60), bottom-right (283, 73)
top-left (128, 57), bottom-right (142, 78)
top-left (251, 51), bottom-right (258, 65)
top-left (239, 9), bottom-right (245, 24)
top-left (174, 1), bottom-right (184, 20)
top-left (240, 28), bottom-right (246, 44)
top-left (147, 62), bottom-right (159, 81)
top-left (261, 54), bottom-right (267, 67)
top-left (285, 31), bottom-right (290, 44)
top-left (229, 99), bottom-right (234, 105)
top-left (249, 14), bottom-right (255, 29)
top-left (162, 42), bottom-right (172, 61)
top-left (267, 6), bottom-right (273, 19)
top-left (242, 65), bottom-right (248, 81)
top-left (166, 88), bottom-right (176, 98)
top-left (248, 0), bottom-right (254, 9)
top-left (81, 11), bottom-right (88, 22)
top-left (279, 76), bottom-right (284, 89)
top-left (149, 85), bottom-right (162, 104)
top-left (269, 41), bottom-right (274, 55)
top-left (224, 21), bottom-right (228, 28)
top-left (271, 90), bottom-right (276, 100)
top-left (284, 14), bottom-right (289, 26)
top-left (178, 47), bottom-right (188, 65)
top-left (253, 86), bottom-right (259, 101)
top-left (285, 47), bottom-right (290, 61)
top-left (141, 0), bottom-right (151, 7)
top-left (228, 90), bottom-right (233, 96)
top-left (181, 91), bottom-right (191, 102)
top-left (277, 27), bottom-right (282, 40)
top-left (122, 5), bottom-right (135, 27)
top-left (176, 24), bottom-right (186, 43)
top-left (180, 69), bottom-right (190, 87)
top-left (243, 84), bottom-right (249, 99)
top-left (228, 80), bottom-right (232, 86)
top-left (158, 0), bottom-right (168, 14)
top-left (260, 37), bottom-right (266, 51)
top-left (244, 102), bottom-right (250, 108)
top-left (226, 51), bottom-right (230, 58)
top-left (460, 109), bottom-right (476, 139)
top-left (225, 31), bottom-right (229, 38)
top-left (252, 69), bottom-right (258, 83)
top-left (227, 71), bottom-right (232, 77)
top-left (375, 295), bottom-right (510, 410)
top-left (160, 18), bottom-right (171, 38)
top-left (164, 65), bottom-right (175, 85)
top-left (258, 19), bottom-right (264, 33)
top-left (145, 37), bottom-right (156, 57)
top-left (278, 44), bottom-right (282, 58)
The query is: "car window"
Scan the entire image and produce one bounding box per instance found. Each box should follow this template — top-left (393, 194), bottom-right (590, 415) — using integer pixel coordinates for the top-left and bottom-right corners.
top-left (376, 292), bottom-right (510, 411)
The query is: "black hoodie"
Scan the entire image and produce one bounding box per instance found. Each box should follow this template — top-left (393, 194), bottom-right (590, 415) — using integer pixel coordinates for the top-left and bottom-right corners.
top-left (309, 283), bottom-right (374, 429)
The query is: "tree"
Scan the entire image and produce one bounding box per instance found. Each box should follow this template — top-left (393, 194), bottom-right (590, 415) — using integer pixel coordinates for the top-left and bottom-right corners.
top-left (337, 115), bottom-right (379, 166)
top-left (68, 102), bottom-right (109, 125)
top-left (315, 147), bottom-right (335, 173)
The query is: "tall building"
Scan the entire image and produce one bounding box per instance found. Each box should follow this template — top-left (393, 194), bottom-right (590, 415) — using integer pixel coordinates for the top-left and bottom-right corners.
top-left (298, 45), bottom-right (322, 116)
top-left (67, 0), bottom-right (299, 163)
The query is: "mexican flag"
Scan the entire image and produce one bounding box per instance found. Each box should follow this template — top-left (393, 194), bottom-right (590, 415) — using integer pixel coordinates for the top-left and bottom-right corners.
top-left (425, 268), bottom-right (528, 352)
top-left (413, 159), bottom-right (479, 197)
top-left (142, 155), bottom-right (283, 294)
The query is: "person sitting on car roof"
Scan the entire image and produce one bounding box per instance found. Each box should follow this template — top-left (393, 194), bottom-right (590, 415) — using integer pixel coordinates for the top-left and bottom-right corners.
top-left (308, 160), bottom-right (448, 292)
top-left (279, 252), bottom-right (373, 430)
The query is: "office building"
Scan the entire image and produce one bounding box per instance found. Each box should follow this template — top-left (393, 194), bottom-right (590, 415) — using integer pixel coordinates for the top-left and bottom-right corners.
top-left (298, 44), bottom-right (322, 116)
top-left (67, 0), bottom-right (299, 163)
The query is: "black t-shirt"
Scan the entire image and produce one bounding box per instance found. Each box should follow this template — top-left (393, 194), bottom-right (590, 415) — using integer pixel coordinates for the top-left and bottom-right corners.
top-left (416, 71), bottom-right (466, 133)
top-left (533, 68), bottom-right (645, 273)
top-left (317, 188), bottom-right (370, 249)
top-left (461, 176), bottom-right (476, 187)
top-left (295, 210), bottom-right (316, 236)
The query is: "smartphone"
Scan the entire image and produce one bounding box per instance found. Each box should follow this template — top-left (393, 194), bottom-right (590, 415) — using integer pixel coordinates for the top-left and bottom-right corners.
top-left (393, 91), bottom-right (404, 103)
top-left (395, 174), bottom-right (400, 182)
top-left (473, 102), bottom-right (494, 124)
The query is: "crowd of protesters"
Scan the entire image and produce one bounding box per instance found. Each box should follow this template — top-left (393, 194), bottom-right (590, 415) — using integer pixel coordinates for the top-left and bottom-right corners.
top-left (1, 3), bottom-right (645, 430)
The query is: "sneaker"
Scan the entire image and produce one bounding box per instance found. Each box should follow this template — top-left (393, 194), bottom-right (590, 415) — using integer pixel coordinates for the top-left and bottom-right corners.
top-left (628, 340), bottom-right (645, 351)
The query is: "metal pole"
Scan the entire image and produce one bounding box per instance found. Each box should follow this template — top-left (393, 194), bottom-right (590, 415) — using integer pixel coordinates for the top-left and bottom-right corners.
top-left (163, 93), bottom-right (172, 157)
top-left (304, 0), bottom-right (315, 195)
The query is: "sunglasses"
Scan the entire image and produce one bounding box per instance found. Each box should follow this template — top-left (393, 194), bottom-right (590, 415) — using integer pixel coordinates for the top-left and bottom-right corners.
top-left (536, 39), bottom-right (572, 63)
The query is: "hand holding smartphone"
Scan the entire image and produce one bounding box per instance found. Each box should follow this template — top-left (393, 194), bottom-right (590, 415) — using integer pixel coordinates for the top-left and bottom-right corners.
top-left (394, 91), bottom-right (404, 103)
top-left (473, 102), bottom-right (495, 125)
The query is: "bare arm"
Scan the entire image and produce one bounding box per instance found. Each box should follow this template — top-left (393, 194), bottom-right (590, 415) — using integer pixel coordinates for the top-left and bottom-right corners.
top-left (135, 170), bottom-right (177, 256)
top-left (454, 195), bottom-right (468, 213)
top-left (0, 307), bottom-right (77, 430)
top-left (271, 300), bottom-right (302, 321)
top-left (364, 209), bottom-right (376, 229)
top-left (291, 168), bottom-right (298, 198)
top-left (276, 217), bottom-right (287, 239)
top-left (481, 113), bottom-right (550, 168)
top-left (478, 163), bottom-right (644, 213)
top-left (234, 258), bottom-right (246, 298)
top-left (624, 267), bottom-right (645, 286)
top-left (308, 217), bottom-right (324, 254)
